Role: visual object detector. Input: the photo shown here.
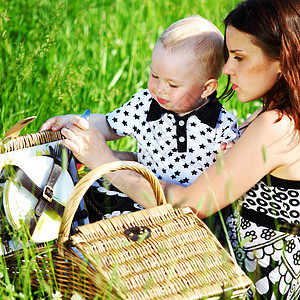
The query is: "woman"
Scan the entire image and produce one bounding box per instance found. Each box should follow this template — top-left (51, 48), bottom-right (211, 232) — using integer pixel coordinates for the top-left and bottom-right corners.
top-left (55, 0), bottom-right (300, 298)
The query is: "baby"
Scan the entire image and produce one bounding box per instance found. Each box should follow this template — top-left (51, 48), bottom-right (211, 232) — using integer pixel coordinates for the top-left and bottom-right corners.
top-left (41, 16), bottom-right (239, 242)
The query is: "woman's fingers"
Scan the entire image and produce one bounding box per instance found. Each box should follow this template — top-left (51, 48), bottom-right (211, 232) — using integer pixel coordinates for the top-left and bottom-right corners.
top-left (70, 116), bottom-right (90, 131)
top-left (61, 118), bottom-right (90, 148)
top-left (61, 116), bottom-right (117, 169)
top-left (61, 129), bottom-right (76, 152)
top-left (61, 124), bottom-right (101, 168)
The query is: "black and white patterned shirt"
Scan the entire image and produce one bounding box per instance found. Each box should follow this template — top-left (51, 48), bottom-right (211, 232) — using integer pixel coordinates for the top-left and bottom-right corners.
top-left (106, 89), bottom-right (240, 186)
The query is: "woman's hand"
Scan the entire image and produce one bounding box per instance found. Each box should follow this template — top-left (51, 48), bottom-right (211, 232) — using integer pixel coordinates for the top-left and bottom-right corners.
top-left (60, 116), bottom-right (157, 206)
top-left (61, 116), bottom-right (117, 169)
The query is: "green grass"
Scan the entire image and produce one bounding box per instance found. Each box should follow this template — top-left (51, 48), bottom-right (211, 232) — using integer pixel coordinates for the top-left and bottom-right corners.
top-left (0, 0), bottom-right (260, 151)
top-left (0, 0), bottom-right (260, 298)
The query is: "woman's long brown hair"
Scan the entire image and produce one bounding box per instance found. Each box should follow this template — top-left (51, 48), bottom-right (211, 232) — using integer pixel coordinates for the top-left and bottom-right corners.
top-left (222, 0), bottom-right (300, 130)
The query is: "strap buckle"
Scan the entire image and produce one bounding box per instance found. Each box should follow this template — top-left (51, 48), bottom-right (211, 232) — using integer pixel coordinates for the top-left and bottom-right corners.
top-left (42, 185), bottom-right (54, 202)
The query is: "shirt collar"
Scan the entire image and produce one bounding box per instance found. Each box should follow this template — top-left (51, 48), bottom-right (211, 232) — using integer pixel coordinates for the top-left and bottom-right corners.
top-left (146, 91), bottom-right (222, 128)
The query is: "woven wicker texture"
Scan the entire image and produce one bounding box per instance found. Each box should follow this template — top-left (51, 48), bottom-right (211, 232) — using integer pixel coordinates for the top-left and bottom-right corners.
top-left (3, 150), bottom-right (252, 299)
top-left (4, 244), bottom-right (104, 299)
top-left (0, 130), bottom-right (63, 153)
top-left (57, 161), bottom-right (251, 299)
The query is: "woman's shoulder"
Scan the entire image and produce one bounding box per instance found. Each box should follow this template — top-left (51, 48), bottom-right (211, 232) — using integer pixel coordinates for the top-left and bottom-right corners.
top-left (235, 109), bottom-right (300, 181)
top-left (249, 109), bottom-right (294, 138)
top-left (249, 109), bottom-right (300, 163)
top-left (255, 109), bottom-right (289, 122)
top-left (241, 109), bottom-right (298, 160)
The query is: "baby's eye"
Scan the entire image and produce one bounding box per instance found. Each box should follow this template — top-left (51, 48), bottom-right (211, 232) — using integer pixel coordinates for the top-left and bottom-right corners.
top-left (151, 73), bottom-right (158, 79)
top-left (169, 83), bottom-right (178, 88)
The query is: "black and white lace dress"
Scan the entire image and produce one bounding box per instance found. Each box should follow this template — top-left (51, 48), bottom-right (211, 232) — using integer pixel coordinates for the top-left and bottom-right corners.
top-left (226, 175), bottom-right (300, 299)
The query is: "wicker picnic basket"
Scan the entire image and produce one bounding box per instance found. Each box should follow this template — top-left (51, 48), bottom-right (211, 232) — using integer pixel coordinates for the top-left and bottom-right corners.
top-left (5, 158), bottom-right (252, 299)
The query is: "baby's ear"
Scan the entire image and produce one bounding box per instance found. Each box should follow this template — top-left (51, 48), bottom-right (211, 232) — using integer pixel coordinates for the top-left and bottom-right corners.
top-left (201, 79), bottom-right (218, 99)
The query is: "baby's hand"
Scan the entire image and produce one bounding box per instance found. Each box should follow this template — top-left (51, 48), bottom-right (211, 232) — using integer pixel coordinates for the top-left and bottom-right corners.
top-left (220, 141), bottom-right (235, 154)
top-left (39, 115), bottom-right (73, 132)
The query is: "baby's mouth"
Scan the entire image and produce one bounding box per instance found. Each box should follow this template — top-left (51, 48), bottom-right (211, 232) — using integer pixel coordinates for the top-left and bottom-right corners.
top-left (157, 97), bottom-right (169, 105)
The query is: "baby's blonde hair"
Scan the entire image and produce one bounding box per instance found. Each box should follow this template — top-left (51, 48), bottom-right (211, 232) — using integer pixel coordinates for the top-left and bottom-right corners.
top-left (157, 16), bottom-right (224, 79)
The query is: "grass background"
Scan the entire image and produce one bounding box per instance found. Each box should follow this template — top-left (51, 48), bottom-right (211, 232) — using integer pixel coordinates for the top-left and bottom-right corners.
top-left (0, 0), bottom-right (261, 151)
top-left (0, 0), bottom-right (260, 298)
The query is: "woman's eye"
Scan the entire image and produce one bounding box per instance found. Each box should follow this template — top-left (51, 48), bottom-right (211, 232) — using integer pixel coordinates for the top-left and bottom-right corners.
top-left (234, 56), bottom-right (243, 61)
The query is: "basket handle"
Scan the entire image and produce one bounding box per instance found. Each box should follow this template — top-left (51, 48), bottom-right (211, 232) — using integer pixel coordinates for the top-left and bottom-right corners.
top-left (58, 161), bottom-right (167, 246)
top-left (0, 130), bottom-right (63, 153)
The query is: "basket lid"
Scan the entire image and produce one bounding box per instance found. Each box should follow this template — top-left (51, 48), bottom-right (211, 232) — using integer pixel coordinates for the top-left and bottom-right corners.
top-left (3, 156), bottom-right (74, 243)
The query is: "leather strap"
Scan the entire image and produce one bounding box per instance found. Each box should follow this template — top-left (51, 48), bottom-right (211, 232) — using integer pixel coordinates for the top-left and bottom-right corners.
top-left (3, 163), bottom-right (65, 236)
top-left (31, 162), bottom-right (63, 235)
top-left (11, 165), bottom-right (65, 217)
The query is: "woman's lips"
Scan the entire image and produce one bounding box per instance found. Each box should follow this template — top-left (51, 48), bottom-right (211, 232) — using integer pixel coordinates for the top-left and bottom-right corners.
top-left (232, 84), bottom-right (238, 90)
top-left (157, 97), bottom-right (169, 105)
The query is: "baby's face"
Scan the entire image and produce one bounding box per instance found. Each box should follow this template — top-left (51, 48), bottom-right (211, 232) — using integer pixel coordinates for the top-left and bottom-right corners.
top-left (148, 44), bottom-right (207, 115)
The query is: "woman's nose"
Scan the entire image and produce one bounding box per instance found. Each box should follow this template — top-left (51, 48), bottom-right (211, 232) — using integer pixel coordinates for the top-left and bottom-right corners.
top-left (223, 59), bottom-right (234, 76)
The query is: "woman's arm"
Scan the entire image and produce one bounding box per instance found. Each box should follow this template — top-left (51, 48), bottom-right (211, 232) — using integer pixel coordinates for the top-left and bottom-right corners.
top-left (61, 111), bottom-right (294, 217)
top-left (166, 110), bottom-right (294, 217)
top-left (112, 150), bottom-right (137, 161)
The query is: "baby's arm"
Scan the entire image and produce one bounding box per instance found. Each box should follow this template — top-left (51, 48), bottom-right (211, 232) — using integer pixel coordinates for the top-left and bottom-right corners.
top-left (39, 114), bottom-right (74, 132)
top-left (89, 113), bottom-right (121, 141)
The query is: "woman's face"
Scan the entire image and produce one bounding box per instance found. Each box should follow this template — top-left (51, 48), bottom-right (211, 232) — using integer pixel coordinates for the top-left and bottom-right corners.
top-left (223, 25), bottom-right (281, 103)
